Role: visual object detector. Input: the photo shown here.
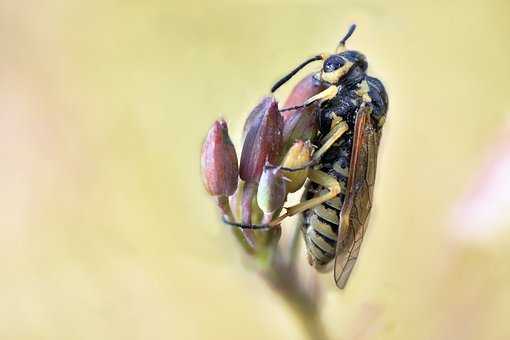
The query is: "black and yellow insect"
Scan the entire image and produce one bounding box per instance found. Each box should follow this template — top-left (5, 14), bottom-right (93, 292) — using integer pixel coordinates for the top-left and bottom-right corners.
top-left (231, 25), bottom-right (388, 289)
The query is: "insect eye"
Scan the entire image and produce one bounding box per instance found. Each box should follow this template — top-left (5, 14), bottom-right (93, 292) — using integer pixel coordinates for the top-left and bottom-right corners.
top-left (324, 56), bottom-right (345, 73)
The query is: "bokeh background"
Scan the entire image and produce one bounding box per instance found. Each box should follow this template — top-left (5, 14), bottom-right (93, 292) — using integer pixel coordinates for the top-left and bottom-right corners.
top-left (2, 0), bottom-right (510, 339)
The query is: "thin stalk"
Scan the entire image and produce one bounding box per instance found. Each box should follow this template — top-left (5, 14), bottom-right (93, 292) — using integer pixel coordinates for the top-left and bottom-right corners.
top-left (216, 195), bottom-right (235, 222)
top-left (261, 212), bottom-right (274, 225)
top-left (287, 222), bottom-right (302, 269)
top-left (287, 298), bottom-right (330, 340)
top-left (259, 246), bottom-right (330, 340)
top-left (241, 182), bottom-right (257, 248)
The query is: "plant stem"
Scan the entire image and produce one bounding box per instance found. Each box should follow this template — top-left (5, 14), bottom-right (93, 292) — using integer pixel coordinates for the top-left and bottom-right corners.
top-left (287, 222), bottom-right (302, 269)
top-left (241, 182), bottom-right (257, 247)
top-left (259, 248), bottom-right (330, 340)
top-left (216, 195), bottom-right (235, 221)
top-left (237, 185), bottom-right (329, 339)
top-left (288, 300), bottom-right (330, 340)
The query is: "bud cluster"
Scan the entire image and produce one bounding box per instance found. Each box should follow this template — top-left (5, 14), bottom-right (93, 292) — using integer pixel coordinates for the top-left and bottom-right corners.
top-left (200, 73), bottom-right (324, 255)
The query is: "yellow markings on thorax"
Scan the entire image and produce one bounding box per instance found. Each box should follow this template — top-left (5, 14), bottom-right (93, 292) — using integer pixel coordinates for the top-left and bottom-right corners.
top-left (378, 115), bottom-right (386, 128)
top-left (356, 80), bottom-right (372, 103)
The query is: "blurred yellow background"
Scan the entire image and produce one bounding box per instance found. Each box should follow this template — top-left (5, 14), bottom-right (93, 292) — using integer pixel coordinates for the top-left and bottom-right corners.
top-left (2, 0), bottom-right (510, 339)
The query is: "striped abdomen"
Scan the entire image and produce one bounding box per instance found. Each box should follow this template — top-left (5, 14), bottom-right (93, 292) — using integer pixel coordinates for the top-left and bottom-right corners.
top-left (302, 138), bottom-right (351, 270)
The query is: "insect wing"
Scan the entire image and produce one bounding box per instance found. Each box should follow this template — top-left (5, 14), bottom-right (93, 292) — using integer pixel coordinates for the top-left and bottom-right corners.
top-left (334, 104), bottom-right (381, 289)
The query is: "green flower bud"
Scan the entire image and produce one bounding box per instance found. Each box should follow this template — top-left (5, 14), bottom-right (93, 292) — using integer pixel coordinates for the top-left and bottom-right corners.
top-left (257, 163), bottom-right (287, 214)
top-left (281, 140), bottom-right (313, 193)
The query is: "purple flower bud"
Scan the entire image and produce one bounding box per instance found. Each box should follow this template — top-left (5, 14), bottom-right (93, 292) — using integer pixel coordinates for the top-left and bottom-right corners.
top-left (281, 141), bottom-right (313, 193)
top-left (201, 119), bottom-right (239, 196)
top-left (257, 163), bottom-right (287, 214)
top-left (239, 97), bottom-right (283, 183)
top-left (242, 96), bottom-right (274, 137)
top-left (282, 107), bottom-right (317, 154)
top-left (282, 73), bottom-right (327, 122)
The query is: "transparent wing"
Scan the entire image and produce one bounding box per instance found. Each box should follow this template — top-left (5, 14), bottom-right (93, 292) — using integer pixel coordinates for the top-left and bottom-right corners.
top-left (334, 103), bottom-right (381, 289)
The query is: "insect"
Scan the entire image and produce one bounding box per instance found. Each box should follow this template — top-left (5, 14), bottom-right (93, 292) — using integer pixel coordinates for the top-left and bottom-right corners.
top-left (229, 25), bottom-right (388, 289)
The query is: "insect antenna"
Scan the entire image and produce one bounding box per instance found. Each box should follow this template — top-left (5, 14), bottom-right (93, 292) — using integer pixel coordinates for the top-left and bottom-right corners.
top-left (336, 24), bottom-right (357, 53)
top-left (271, 55), bottom-right (323, 93)
top-left (339, 24), bottom-right (357, 46)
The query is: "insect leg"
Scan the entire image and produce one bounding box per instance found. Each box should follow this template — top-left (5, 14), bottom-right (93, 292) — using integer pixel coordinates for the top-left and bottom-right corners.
top-left (225, 114), bottom-right (348, 228)
top-left (281, 118), bottom-right (348, 172)
top-left (269, 169), bottom-right (343, 226)
top-left (279, 85), bottom-right (339, 112)
top-left (222, 217), bottom-right (272, 230)
top-left (312, 118), bottom-right (348, 161)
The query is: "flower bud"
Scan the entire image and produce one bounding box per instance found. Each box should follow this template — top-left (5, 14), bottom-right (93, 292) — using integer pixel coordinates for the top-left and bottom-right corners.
top-left (242, 96), bottom-right (273, 137)
top-left (282, 73), bottom-right (327, 122)
top-left (201, 119), bottom-right (239, 196)
top-left (281, 140), bottom-right (313, 193)
top-left (239, 96), bottom-right (283, 183)
top-left (282, 108), bottom-right (317, 154)
top-left (257, 164), bottom-right (287, 214)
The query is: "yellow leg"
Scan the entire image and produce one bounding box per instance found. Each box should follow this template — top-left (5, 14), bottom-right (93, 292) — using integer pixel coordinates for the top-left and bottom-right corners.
top-left (312, 119), bottom-right (348, 161)
top-left (280, 85), bottom-right (339, 112)
top-left (269, 169), bottom-right (342, 226)
top-left (303, 85), bottom-right (339, 106)
top-left (281, 117), bottom-right (348, 172)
